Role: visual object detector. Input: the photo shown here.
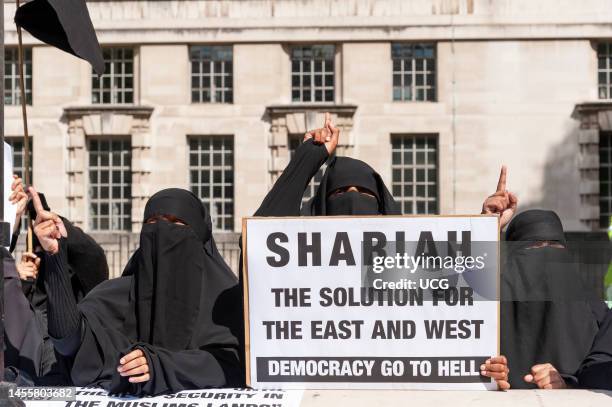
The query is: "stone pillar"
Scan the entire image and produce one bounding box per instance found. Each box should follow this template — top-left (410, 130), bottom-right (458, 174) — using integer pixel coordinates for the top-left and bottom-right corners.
top-left (266, 105), bottom-right (357, 185)
top-left (130, 115), bottom-right (152, 232)
top-left (66, 119), bottom-right (87, 227)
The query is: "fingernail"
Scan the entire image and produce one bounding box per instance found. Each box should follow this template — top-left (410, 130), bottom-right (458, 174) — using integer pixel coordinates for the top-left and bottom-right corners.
top-left (326, 137), bottom-right (331, 141)
top-left (120, 359), bottom-right (125, 364)
top-left (480, 364), bottom-right (485, 370)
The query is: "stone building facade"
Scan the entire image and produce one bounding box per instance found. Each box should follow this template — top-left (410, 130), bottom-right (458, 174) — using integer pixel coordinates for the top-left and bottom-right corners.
top-left (3, 0), bottom-right (612, 276)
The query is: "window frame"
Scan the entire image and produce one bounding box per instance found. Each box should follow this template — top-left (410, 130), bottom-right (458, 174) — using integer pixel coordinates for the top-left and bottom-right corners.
top-left (190, 45), bottom-right (234, 104)
top-left (598, 42), bottom-right (612, 100)
top-left (188, 135), bottom-right (235, 232)
top-left (4, 47), bottom-right (33, 106)
top-left (92, 47), bottom-right (135, 105)
top-left (391, 43), bottom-right (437, 103)
top-left (599, 131), bottom-right (612, 227)
top-left (290, 44), bottom-right (336, 103)
top-left (87, 137), bottom-right (133, 232)
top-left (391, 133), bottom-right (439, 215)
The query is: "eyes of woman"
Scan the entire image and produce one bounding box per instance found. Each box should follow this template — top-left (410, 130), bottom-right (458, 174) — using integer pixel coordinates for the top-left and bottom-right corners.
top-left (329, 186), bottom-right (376, 198)
top-left (525, 241), bottom-right (565, 249)
top-left (145, 215), bottom-right (186, 226)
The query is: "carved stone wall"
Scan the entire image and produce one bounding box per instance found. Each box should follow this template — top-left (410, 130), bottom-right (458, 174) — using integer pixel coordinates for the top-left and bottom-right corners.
top-left (266, 105), bottom-right (357, 184)
top-left (63, 106), bottom-right (154, 232)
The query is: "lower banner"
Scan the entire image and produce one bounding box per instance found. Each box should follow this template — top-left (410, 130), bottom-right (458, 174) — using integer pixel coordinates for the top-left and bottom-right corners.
top-left (21, 388), bottom-right (304, 407)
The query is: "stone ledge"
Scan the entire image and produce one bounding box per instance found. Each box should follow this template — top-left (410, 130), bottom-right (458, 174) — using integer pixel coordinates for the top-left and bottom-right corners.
top-left (266, 104), bottom-right (358, 116)
top-left (63, 105), bottom-right (154, 119)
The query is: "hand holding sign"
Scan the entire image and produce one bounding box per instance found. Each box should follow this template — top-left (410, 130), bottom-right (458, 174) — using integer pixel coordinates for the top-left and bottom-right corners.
top-left (481, 166), bottom-right (518, 229)
top-left (303, 112), bottom-right (340, 156)
top-left (29, 186), bottom-right (66, 255)
top-left (524, 363), bottom-right (567, 389)
top-left (480, 355), bottom-right (510, 390)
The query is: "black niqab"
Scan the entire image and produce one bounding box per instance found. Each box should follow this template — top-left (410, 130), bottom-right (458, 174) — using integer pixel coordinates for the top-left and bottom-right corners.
top-left (505, 209), bottom-right (566, 245)
top-left (501, 210), bottom-right (603, 388)
top-left (72, 188), bottom-right (242, 395)
top-left (301, 156), bottom-right (401, 215)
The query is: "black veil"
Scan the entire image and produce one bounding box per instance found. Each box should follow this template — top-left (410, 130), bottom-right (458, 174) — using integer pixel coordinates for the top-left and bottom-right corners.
top-left (71, 188), bottom-right (243, 395)
top-left (500, 210), bottom-right (605, 388)
top-left (301, 156), bottom-right (401, 215)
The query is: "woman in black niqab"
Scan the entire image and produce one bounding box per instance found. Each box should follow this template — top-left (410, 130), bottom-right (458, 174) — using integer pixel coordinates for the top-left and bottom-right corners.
top-left (501, 209), bottom-right (606, 388)
top-left (301, 156), bottom-right (401, 216)
top-left (40, 188), bottom-right (243, 395)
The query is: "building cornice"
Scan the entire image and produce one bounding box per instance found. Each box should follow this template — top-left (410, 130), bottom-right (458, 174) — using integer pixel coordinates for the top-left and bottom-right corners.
top-left (266, 104), bottom-right (357, 116)
top-left (63, 105), bottom-right (154, 119)
top-left (572, 101), bottom-right (612, 118)
top-left (5, 1), bottom-right (612, 44)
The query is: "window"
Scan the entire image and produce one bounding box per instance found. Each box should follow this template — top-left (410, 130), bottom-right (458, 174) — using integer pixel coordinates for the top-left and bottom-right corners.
top-left (599, 43), bottom-right (612, 100)
top-left (6, 138), bottom-right (32, 232)
top-left (4, 47), bottom-right (32, 105)
top-left (291, 45), bottom-right (335, 103)
top-left (189, 136), bottom-right (234, 231)
top-left (391, 135), bottom-right (438, 214)
top-left (288, 135), bottom-right (328, 202)
top-left (600, 132), bottom-right (612, 227)
top-left (190, 46), bottom-right (233, 103)
top-left (392, 43), bottom-right (436, 102)
top-left (88, 138), bottom-right (132, 231)
top-left (92, 48), bottom-right (134, 104)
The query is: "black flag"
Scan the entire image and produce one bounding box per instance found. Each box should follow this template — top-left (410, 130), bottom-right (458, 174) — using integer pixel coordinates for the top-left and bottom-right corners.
top-left (15, 0), bottom-right (105, 75)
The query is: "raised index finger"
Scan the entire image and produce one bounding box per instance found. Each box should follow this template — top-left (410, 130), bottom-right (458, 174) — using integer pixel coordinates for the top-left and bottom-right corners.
top-left (28, 186), bottom-right (46, 216)
top-left (496, 165), bottom-right (507, 192)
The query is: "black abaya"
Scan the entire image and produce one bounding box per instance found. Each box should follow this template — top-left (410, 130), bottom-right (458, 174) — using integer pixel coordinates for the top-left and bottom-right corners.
top-left (576, 308), bottom-right (612, 389)
top-left (44, 188), bottom-right (243, 395)
top-left (255, 139), bottom-right (329, 217)
top-left (4, 193), bottom-right (107, 386)
top-left (21, 193), bottom-right (108, 306)
top-left (501, 210), bottom-right (606, 388)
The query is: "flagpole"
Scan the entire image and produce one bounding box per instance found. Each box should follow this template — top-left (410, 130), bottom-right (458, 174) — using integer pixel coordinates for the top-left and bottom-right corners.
top-left (14, 0), bottom-right (32, 252)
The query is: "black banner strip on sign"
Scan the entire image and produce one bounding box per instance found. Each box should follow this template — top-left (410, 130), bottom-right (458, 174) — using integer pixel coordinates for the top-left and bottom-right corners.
top-left (256, 356), bottom-right (490, 383)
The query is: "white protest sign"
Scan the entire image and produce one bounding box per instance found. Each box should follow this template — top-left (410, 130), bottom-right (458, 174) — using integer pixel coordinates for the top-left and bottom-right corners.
top-left (243, 216), bottom-right (499, 390)
top-left (23, 388), bottom-right (304, 407)
top-left (4, 142), bottom-right (16, 246)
